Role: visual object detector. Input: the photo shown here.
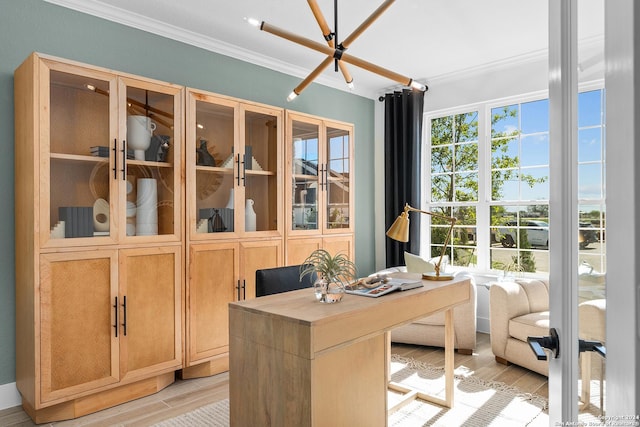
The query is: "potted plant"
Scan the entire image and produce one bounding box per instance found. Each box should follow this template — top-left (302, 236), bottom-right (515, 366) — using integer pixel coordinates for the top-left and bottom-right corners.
top-left (299, 249), bottom-right (357, 303)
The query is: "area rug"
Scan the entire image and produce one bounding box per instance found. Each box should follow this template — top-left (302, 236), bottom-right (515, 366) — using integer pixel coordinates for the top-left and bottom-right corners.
top-left (388, 354), bottom-right (548, 426)
top-left (153, 354), bottom-right (549, 426)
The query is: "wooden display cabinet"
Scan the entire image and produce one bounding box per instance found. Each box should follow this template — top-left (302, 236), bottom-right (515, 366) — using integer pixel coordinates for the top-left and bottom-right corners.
top-left (284, 111), bottom-right (355, 265)
top-left (183, 89), bottom-right (284, 378)
top-left (14, 53), bottom-right (183, 423)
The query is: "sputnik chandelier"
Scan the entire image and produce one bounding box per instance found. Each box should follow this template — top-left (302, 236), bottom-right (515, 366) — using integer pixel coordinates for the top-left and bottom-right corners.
top-left (247, 0), bottom-right (426, 101)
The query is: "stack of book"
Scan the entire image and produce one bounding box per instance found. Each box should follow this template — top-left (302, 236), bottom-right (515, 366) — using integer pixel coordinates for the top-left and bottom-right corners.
top-left (90, 146), bottom-right (135, 159)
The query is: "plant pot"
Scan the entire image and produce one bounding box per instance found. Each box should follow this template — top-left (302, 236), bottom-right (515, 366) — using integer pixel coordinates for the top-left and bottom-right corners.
top-left (314, 278), bottom-right (345, 303)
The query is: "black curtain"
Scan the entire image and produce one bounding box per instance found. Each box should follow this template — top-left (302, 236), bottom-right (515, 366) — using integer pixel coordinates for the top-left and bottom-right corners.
top-left (384, 89), bottom-right (425, 267)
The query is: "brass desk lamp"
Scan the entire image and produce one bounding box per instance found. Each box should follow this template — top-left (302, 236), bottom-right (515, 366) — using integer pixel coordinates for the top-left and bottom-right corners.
top-left (386, 203), bottom-right (457, 281)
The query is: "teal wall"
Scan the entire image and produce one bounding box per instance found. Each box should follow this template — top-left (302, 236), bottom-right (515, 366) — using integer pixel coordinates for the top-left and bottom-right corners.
top-left (0, 0), bottom-right (375, 385)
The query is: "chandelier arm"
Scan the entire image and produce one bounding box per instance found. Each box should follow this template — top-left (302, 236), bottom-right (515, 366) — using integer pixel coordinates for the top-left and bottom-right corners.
top-left (260, 21), bottom-right (418, 89)
top-left (293, 55), bottom-right (336, 96)
top-left (340, 0), bottom-right (396, 49)
top-left (307, 0), bottom-right (353, 84)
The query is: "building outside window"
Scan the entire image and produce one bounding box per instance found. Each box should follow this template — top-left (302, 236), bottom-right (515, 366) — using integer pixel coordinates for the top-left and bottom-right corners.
top-left (426, 88), bottom-right (605, 278)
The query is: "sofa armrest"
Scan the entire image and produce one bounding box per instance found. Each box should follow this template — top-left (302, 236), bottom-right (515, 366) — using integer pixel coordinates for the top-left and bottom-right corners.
top-left (489, 279), bottom-right (549, 357)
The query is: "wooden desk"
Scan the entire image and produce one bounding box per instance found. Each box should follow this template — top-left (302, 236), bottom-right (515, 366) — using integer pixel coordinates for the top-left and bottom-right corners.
top-left (229, 275), bottom-right (471, 427)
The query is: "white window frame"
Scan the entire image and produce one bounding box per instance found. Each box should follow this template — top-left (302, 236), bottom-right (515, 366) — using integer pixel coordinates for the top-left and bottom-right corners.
top-left (423, 82), bottom-right (604, 277)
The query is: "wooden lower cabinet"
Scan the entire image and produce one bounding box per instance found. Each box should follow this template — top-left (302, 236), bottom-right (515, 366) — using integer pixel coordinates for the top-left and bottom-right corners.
top-left (182, 239), bottom-right (282, 379)
top-left (21, 246), bottom-right (182, 424)
top-left (286, 235), bottom-right (354, 266)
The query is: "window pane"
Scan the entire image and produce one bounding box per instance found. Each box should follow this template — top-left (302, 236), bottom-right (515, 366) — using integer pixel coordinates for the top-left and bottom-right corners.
top-left (431, 116), bottom-right (453, 145)
top-left (578, 90), bottom-right (602, 127)
top-left (520, 167), bottom-right (549, 200)
top-left (431, 145), bottom-right (453, 174)
top-left (491, 105), bottom-right (519, 137)
top-left (455, 172), bottom-right (478, 201)
top-left (578, 163), bottom-right (603, 199)
top-left (455, 142), bottom-right (478, 171)
top-left (455, 112), bottom-right (478, 142)
top-left (492, 170), bottom-right (519, 201)
top-left (521, 134), bottom-right (550, 167)
top-left (491, 137), bottom-right (519, 169)
top-left (431, 174), bottom-right (452, 202)
top-left (521, 99), bottom-right (549, 134)
top-left (578, 128), bottom-right (602, 162)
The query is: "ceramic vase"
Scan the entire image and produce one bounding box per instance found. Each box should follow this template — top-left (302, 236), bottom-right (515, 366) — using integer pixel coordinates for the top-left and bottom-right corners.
top-left (245, 199), bottom-right (256, 232)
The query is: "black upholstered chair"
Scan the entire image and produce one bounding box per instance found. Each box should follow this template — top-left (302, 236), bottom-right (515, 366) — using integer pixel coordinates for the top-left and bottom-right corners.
top-left (255, 265), bottom-right (316, 297)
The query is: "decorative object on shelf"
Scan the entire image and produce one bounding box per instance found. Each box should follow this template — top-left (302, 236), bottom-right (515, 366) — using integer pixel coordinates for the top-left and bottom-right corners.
top-left (196, 139), bottom-right (216, 166)
top-left (50, 221), bottom-right (65, 239)
top-left (127, 115), bottom-right (156, 161)
top-left (244, 146), bottom-right (252, 170)
top-left (92, 198), bottom-right (110, 232)
top-left (245, 199), bottom-right (256, 231)
top-left (196, 218), bottom-right (209, 234)
top-left (58, 206), bottom-right (93, 238)
top-left (225, 188), bottom-right (234, 209)
top-left (220, 153), bottom-right (234, 169)
top-left (146, 135), bottom-right (170, 162)
top-left (199, 208), bottom-right (234, 233)
top-left (299, 249), bottom-right (357, 303)
top-left (386, 203), bottom-right (456, 281)
top-left (136, 178), bottom-right (158, 235)
top-left (246, 0), bottom-right (427, 101)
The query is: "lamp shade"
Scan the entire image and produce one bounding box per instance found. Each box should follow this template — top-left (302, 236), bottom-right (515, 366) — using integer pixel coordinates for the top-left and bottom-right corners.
top-left (386, 212), bottom-right (410, 242)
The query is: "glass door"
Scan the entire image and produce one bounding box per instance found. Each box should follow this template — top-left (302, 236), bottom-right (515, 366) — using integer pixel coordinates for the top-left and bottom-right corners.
top-left (189, 94), bottom-right (238, 237)
top-left (120, 77), bottom-right (182, 241)
top-left (548, 0), bottom-right (607, 422)
top-left (242, 105), bottom-right (281, 235)
top-left (324, 123), bottom-right (353, 233)
top-left (45, 65), bottom-right (117, 247)
top-left (289, 116), bottom-right (322, 233)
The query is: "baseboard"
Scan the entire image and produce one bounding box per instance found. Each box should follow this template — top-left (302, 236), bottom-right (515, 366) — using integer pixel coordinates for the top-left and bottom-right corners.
top-left (0, 382), bottom-right (21, 411)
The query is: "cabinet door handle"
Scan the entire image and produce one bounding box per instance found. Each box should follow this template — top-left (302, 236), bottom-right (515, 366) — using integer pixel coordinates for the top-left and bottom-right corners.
top-left (112, 139), bottom-right (118, 179)
top-left (121, 140), bottom-right (127, 180)
top-left (121, 295), bottom-right (127, 336)
top-left (318, 164), bottom-right (324, 188)
top-left (324, 163), bottom-right (329, 190)
top-left (236, 280), bottom-right (241, 300)
top-left (113, 296), bottom-right (119, 337)
top-left (236, 154), bottom-right (241, 186)
top-left (243, 279), bottom-right (246, 300)
top-left (241, 155), bottom-right (246, 186)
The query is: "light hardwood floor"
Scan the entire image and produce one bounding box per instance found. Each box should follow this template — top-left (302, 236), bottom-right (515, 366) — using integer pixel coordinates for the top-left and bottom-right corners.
top-left (0, 332), bottom-right (548, 426)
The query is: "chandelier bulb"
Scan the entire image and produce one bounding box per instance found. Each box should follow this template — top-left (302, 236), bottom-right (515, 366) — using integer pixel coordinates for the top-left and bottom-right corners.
top-left (245, 17), bottom-right (261, 27)
top-left (286, 91), bottom-right (298, 102)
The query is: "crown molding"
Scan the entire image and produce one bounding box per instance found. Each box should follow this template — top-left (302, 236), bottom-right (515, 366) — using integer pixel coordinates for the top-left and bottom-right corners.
top-left (43, 0), bottom-right (374, 98)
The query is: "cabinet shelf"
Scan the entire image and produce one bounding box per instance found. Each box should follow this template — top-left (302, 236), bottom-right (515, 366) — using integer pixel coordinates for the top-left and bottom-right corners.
top-left (50, 152), bottom-right (108, 164)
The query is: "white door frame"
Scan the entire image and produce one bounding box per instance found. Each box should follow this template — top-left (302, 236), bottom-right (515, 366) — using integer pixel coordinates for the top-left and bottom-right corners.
top-left (604, 0), bottom-right (640, 416)
top-left (548, 0), bottom-right (579, 422)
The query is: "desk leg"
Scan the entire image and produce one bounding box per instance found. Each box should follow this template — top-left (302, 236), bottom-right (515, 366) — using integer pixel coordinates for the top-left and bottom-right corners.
top-left (388, 308), bottom-right (455, 411)
top-left (443, 308), bottom-right (454, 408)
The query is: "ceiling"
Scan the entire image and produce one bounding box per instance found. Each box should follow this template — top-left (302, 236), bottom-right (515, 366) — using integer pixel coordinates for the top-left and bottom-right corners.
top-left (46, 0), bottom-right (605, 100)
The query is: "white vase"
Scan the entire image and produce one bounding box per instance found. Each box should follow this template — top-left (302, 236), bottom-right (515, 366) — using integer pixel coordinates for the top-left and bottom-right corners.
top-left (225, 188), bottom-right (234, 209)
top-left (245, 199), bottom-right (256, 232)
top-left (136, 178), bottom-right (158, 235)
top-left (127, 115), bottom-right (156, 161)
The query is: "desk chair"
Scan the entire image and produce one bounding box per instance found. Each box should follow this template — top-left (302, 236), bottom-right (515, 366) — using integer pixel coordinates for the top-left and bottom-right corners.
top-left (255, 265), bottom-right (316, 297)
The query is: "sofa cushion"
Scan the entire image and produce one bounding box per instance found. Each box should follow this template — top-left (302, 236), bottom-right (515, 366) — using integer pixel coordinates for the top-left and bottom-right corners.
top-left (404, 252), bottom-right (436, 274)
top-left (509, 311), bottom-right (550, 342)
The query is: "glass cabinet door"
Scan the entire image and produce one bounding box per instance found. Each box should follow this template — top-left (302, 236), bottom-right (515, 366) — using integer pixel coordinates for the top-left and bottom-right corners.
top-left (121, 78), bottom-right (182, 240)
top-left (242, 106), bottom-right (281, 234)
top-left (290, 118), bottom-right (321, 231)
top-left (190, 96), bottom-right (237, 236)
top-left (325, 124), bottom-right (352, 231)
top-left (46, 66), bottom-right (117, 246)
